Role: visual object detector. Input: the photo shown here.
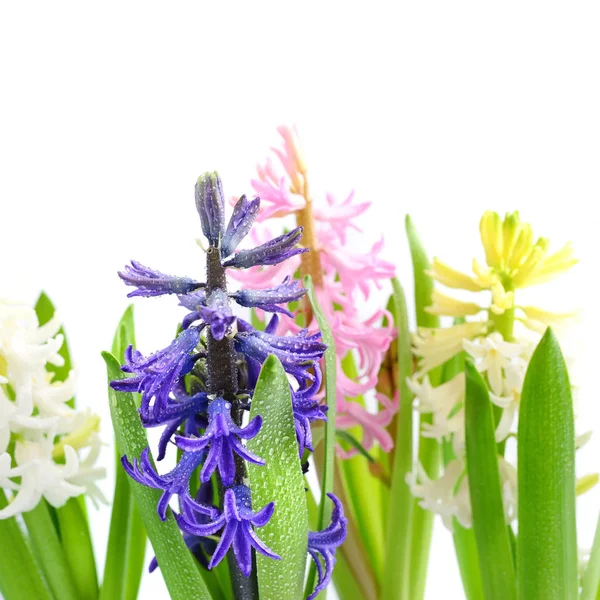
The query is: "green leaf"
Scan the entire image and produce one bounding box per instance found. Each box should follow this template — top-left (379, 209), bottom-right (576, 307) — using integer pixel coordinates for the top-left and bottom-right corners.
top-left (452, 523), bottom-right (484, 600)
top-left (441, 348), bottom-right (484, 600)
top-left (303, 275), bottom-right (338, 598)
top-left (465, 360), bottom-right (516, 600)
top-left (581, 512), bottom-right (600, 600)
top-left (517, 328), bottom-right (577, 600)
top-left (405, 215), bottom-right (438, 330)
top-left (0, 490), bottom-right (53, 600)
top-left (123, 503), bottom-right (146, 600)
top-left (103, 351), bottom-right (212, 600)
top-left (56, 497), bottom-right (99, 600)
top-left (101, 306), bottom-right (147, 600)
top-left (35, 292), bottom-right (73, 403)
top-left (247, 354), bottom-right (308, 600)
top-left (405, 215), bottom-right (442, 600)
top-left (381, 277), bottom-right (414, 600)
top-left (587, 537), bottom-right (600, 600)
top-left (23, 500), bottom-right (79, 600)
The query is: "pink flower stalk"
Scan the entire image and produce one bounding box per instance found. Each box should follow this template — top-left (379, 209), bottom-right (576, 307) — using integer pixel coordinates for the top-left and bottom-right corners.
top-left (232, 125), bottom-right (397, 458)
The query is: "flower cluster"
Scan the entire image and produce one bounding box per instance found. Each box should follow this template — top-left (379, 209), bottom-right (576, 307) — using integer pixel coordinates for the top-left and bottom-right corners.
top-left (112, 172), bottom-right (346, 595)
top-left (0, 300), bottom-right (105, 518)
top-left (408, 210), bottom-right (580, 529)
top-left (231, 125), bottom-right (397, 458)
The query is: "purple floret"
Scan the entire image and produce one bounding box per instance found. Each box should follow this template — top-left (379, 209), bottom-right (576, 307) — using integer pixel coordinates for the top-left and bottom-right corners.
top-left (118, 260), bottom-right (204, 298)
top-left (222, 227), bottom-right (308, 269)
top-left (175, 485), bottom-right (280, 577)
top-left (174, 398), bottom-right (264, 486)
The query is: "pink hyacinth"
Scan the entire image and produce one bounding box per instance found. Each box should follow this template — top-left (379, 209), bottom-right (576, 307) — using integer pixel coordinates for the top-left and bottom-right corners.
top-left (232, 125), bottom-right (397, 458)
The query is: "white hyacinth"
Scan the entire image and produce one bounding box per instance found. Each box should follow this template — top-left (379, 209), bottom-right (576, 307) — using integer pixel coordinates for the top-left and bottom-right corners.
top-left (0, 299), bottom-right (105, 519)
top-left (408, 456), bottom-right (518, 531)
top-left (406, 211), bottom-right (587, 534)
top-left (407, 372), bottom-right (466, 457)
top-left (463, 332), bottom-right (528, 396)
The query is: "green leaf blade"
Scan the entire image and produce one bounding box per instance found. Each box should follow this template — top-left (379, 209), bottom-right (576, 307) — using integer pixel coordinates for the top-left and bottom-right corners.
top-left (56, 497), bottom-right (99, 600)
top-left (22, 500), bottom-right (80, 600)
top-left (247, 354), bottom-right (308, 600)
top-left (405, 215), bottom-right (439, 330)
top-left (303, 275), bottom-right (338, 599)
top-left (581, 512), bottom-right (600, 600)
top-left (0, 491), bottom-right (53, 600)
top-left (101, 306), bottom-right (147, 600)
top-left (405, 215), bottom-right (442, 600)
top-left (381, 278), bottom-right (414, 600)
top-left (465, 360), bottom-right (516, 600)
top-left (441, 347), bottom-right (484, 600)
top-left (103, 351), bottom-right (212, 600)
top-left (517, 328), bottom-right (577, 600)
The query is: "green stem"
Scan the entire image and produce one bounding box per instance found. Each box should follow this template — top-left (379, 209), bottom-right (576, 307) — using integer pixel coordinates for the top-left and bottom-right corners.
top-left (488, 279), bottom-right (515, 342)
top-left (23, 501), bottom-right (79, 600)
top-left (0, 491), bottom-right (53, 600)
top-left (488, 281), bottom-right (515, 457)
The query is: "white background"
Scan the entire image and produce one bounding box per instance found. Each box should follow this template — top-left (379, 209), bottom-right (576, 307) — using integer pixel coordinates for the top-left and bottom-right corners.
top-left (1, 2), bottom-right (599, 598)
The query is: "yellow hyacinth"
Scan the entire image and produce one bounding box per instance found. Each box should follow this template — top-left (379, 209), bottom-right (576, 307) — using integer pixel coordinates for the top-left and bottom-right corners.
top-left (425, 210), bottom-right (578, 337)
top-left (430, 211), bottom-right (577, 295)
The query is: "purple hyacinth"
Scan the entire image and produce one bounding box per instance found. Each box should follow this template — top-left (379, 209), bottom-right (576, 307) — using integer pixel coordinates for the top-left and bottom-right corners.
top-left (111, 327), bottom-right (202, 421)
top-left (178, 289), bottom-right (207, 311)
top-left (175, 485), bottom-right (280, 577)
top-left (122, 448), bottom-right (216, 521)
top-left (112, 172), bottom-right (345, 594)
top-left (177, 290), bottom-right (208, 329)
top-left (222, 227), bottom-right (308, 269)
top-left (307, 493), bottom-right (348, 600)
top-left (198, 289), bottom-right (236, 341)
top-left (195, 171), bottom-right (225, 246)
top-left (118, 260), bottom-right (204, 298)
top-left (174, 398), bottom-right (264, 486)
top-left (230, 276), bottom-right (306, 316)
top-left (149, 481), bottom-right (217, 573)
top-left (221, 195), bottom-right (261, 257)
top-left (234, 323), bottom-right (326, 383)
top-left (293, 397), bottom-right (328, 457)
top-left (290, 363), bottom-right (327, 456)
top-left (140, 391), bottom-right (209, 461)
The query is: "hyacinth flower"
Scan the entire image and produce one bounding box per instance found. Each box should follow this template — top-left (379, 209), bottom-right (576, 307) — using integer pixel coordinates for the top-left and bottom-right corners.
top-left (174, 485), bottom-right (279, 577)
top-left (110, 171), bottom-right (346, 599)
top-left (306, 493), bottom-right (348, 600)
top-left (231, 125), bottom-right (397, 459)
top-left (392, 210), bottom-right (594, 600)
top-left (149, 480), bottom-right (218, 573)
top-left (0, 299), bottom-right (105, 519)
top-left (0, 296), bottom-right (106, 600)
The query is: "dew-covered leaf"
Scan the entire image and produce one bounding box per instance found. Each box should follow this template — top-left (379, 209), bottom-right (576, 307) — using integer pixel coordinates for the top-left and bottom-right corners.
top-left (247, 354), bottom-right (308, 600)
top-left (103, 351), bottom-right (212, 600)
top-left (517, 329), bottom-right (577, 599)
